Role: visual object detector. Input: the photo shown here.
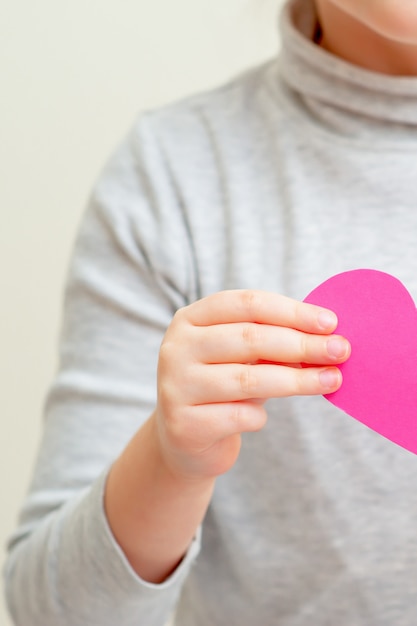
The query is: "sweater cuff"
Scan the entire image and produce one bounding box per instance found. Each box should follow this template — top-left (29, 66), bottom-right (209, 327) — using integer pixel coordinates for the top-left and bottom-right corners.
top-left (93, 466), bottom-right (201, 592)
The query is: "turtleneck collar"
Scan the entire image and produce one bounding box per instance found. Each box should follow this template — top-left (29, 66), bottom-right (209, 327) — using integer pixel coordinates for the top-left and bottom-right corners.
top-left (276, 0), bottom-right (417, 141)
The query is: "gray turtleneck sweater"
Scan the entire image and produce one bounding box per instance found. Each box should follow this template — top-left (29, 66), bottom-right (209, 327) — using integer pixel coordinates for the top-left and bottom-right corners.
top-left (5, 0), bottom-right (417, 624)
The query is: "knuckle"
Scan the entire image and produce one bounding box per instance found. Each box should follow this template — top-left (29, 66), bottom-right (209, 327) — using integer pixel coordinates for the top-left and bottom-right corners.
top-left (298, 332), bottom-right (309, 360)
top-left (158, 342), bottom-right (172, 374)
top-left (293, 299), bottom-right (306, 329)
top-left (288, 367), bottom-right (305, 397)
top-left (230, 402), bottom-right (245, 430)
top-left (171, 306), bottom-right (187, 328)
top-left (160, 316), bottom-right (195, 366)
top-left (241, 323), bottom-right (260, 353)
top-left (238, 366), bottom-right (258, 396)
top-left (158, 353), bottom-right (195, 402)
top-left (158, 339), bottom-right (181, 373)
top-left (164, 406), bottom-right (191, 447)
top-left (158, 338), bottom-right (171, 360)
top-left (292, 366), bottom-right (320, 397)
top-left (157, 375), bottom-right (177, 407)
top-left (239, 290), bottom-right (260, 319)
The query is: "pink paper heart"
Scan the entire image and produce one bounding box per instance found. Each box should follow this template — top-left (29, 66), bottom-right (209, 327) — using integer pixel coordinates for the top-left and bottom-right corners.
top-left (304, 269), bottom-right (417, 455)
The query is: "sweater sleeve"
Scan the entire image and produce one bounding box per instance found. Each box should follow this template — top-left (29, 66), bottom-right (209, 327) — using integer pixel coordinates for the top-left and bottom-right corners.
top-left (4, 112), bottom-right (201, 626)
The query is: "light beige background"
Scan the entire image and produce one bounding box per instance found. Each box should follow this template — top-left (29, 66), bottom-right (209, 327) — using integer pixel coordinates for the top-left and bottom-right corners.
top-left (1, 0), bottom-right (282, 622)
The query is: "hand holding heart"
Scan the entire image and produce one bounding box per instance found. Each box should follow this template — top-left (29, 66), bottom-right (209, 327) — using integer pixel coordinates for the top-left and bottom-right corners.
top-left (305, 269), bottom-right (417, 456)
top-left (157, 269), bottom-right (417, 484)
top-left (155, 290), bottom-right (350, 481)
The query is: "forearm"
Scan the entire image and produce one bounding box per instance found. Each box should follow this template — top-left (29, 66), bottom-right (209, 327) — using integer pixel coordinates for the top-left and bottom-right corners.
top-left (104, 412), bottom-right (215, 584)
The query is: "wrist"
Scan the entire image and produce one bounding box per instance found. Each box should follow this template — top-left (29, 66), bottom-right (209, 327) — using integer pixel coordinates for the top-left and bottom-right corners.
top-left (105, 413), bottom-right (214, 583)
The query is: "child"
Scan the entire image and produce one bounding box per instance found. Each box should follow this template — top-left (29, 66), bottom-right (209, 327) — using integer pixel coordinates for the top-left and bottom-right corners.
top-left (5, 0), bottom-right (417, 624)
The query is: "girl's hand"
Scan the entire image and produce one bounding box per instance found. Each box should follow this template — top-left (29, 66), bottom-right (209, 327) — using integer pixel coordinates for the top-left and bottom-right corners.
top-left (155, 290), bottom-right (350, 481)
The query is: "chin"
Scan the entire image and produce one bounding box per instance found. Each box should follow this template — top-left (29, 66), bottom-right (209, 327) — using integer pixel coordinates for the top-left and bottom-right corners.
top-left (330, 0), bottom-right (417, 45)
top-left (369, 6), bottom-right (417, 44)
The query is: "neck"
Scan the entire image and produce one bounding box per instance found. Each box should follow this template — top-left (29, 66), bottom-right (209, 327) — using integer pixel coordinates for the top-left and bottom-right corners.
top-left (315, 1), bottom-right (417, 76)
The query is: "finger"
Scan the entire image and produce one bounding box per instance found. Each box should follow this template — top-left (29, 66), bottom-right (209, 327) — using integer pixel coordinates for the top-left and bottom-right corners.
top-left (182, 290), bottom-right (337, 334)
top-left (195, 323), bottom-right (350, 365)
top-left (186, 363), bottom-right (342, 404)
top-left (184, 401), bottom-right (269, 443)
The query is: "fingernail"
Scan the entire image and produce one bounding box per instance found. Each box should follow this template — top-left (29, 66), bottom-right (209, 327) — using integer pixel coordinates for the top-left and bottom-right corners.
top-left (318, 310), bottom-right (337, 331)
top-left (327, 337), bottom-right (349, 359)
top-left (319, 368), bottom-right (341, 391)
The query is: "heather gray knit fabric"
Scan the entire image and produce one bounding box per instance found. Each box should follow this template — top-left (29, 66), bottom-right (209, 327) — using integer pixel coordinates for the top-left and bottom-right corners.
top-left (5, 0), bottom-right (417, 624)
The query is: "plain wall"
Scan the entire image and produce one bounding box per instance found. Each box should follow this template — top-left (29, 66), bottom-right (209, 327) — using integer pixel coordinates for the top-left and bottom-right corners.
top-left (1, 0), bottom-right (283, 622)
